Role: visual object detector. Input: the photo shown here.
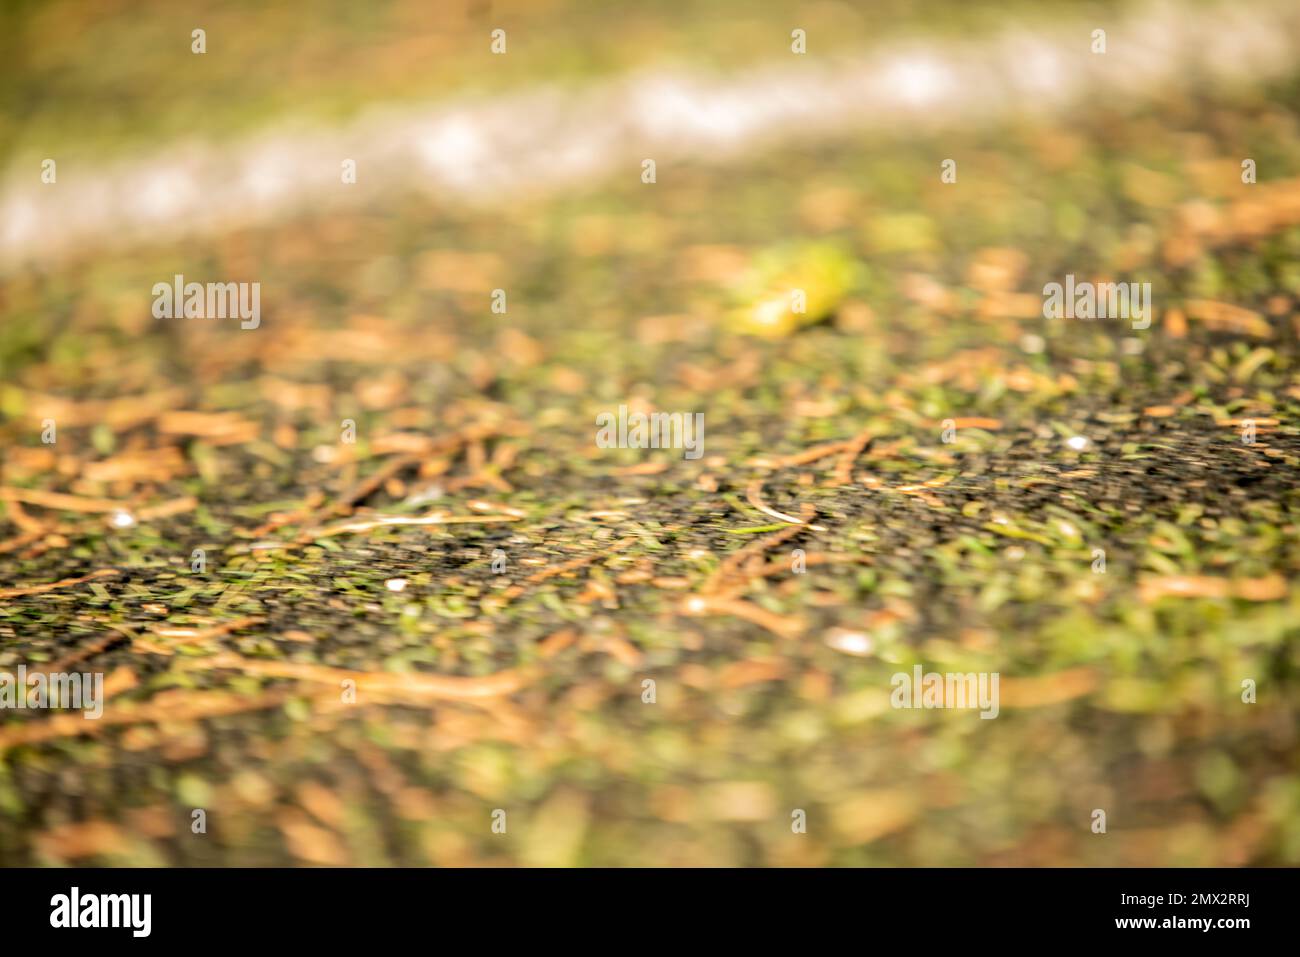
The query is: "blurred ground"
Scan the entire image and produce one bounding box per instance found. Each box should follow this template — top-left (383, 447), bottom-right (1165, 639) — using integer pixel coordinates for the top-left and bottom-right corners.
top-left (1, 0), bottom-right (1299, 866)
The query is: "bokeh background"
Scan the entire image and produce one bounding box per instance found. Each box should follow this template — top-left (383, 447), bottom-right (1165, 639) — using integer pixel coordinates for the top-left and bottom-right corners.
top-left (2, 0), bottom-right (1299, 866)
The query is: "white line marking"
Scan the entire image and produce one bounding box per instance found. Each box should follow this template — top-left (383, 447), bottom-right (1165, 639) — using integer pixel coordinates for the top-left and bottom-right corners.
top-left (3, 0), bottom-right (1298, 271)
